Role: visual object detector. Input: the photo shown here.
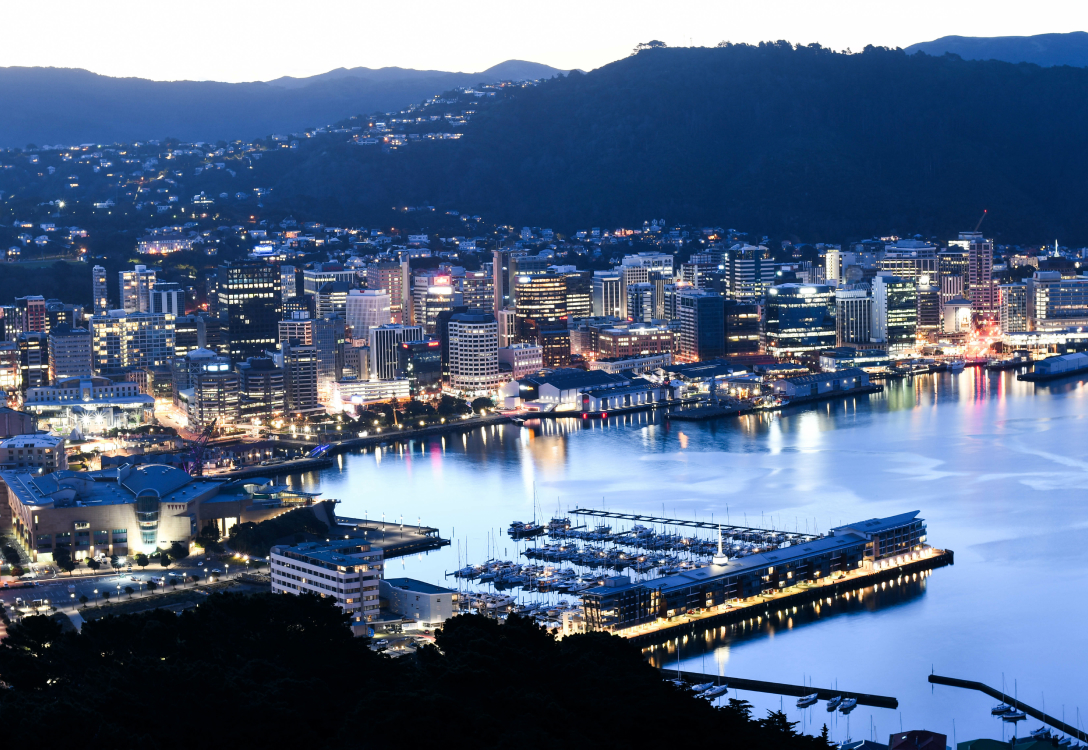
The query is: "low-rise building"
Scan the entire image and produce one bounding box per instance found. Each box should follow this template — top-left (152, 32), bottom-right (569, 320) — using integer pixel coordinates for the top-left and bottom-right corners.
top-left (771, 368), bottom-right (871, 399)
top-left (379, 577), bottom-right (458, 628)
top-left (23, 376), bottom-right (155, 434)
top-left (0, 433), bottom-right (67, 472)
top-left (271, 540), bottom-right (383, 624)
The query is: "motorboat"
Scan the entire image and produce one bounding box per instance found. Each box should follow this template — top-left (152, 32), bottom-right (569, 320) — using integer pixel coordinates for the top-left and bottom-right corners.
top-left (947, 360), bottom-right (966, 372)
top-left (797, 693), bottom-right (820, 708)
top-left (1057, 738), bottom-right (1072, 747)
top-left (826, 696), bottom-right (843, 711)
top-left (991, 703), bottom-right (1014, 716)
top-left (839, 698), bottom-right (858, 714)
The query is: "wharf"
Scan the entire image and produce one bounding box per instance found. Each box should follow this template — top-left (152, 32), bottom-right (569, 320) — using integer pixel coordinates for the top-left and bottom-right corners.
top-left (620, 548), bottom-right (953, 646)
top-left (271, 414), bottom-right (512, 451)
top-left (667, 403), bottom-right (746, 421)
top-left (335, 516), bottom-right (450, 559)
top-left (929, 674), bottom-right (1088, 742)
top-left (1017, 365), bottom-right (1088, 382)
top-left (662, 668), bottom-right (898, 709)
top-left (210, 456), bottom-right (334, 480)
top-left (569, 508), bottom-right (818, 542)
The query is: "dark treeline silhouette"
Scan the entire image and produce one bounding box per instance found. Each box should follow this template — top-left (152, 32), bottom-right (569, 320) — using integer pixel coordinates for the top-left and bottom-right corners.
top-left (0, 593), bottom-right (830, 749)
top-left (264, 43), bottom-right (1088, 243)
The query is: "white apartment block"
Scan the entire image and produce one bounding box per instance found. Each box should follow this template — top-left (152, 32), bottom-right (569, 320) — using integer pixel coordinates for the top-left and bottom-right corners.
top-left (448, 312), bottom-right (501, 393)
top-left (119, 265), bottom-right (156, 313)
top-left (270, 541), bottom-right (383, 623)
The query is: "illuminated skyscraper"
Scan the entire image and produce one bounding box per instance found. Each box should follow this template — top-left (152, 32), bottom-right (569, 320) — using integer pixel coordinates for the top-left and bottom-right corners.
top-left (92, 265), bottom-right (109, 315)
top-left (217, 261), bottom-right (281, 362)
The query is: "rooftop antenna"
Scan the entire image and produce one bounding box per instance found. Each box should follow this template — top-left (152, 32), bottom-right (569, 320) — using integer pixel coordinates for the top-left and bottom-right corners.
top-left (974, 209), bottom-right (988, 233)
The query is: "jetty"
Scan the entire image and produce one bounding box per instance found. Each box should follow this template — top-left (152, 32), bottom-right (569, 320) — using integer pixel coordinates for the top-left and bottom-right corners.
top-left (929, 674), bottom-right (1088, 742)
top-left (662, 669), bottom-right (898, 709)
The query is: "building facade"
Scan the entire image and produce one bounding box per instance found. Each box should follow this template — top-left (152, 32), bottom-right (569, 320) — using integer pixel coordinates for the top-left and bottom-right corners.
top-left (271, 540), bottom-right (383, 623)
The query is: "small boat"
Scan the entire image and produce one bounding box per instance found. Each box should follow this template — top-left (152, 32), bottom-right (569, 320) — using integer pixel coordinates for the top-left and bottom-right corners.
top-left (1002, 711), bottom-right (1026, 723)
top-left (691, 682), bottom-right (715, 693)
top-left (1058, 738), bottom-right (1072, 747)
top-left (839, 698), bottom-right (857, 714)
top-left (826, 696), bottom-right (843, 711)
top-left (797, 693), bottom-right (820, 708)
top-left (702, 684), bottom-right (730, 699)
top-left (991, 703), bottom-right (1014, 716)
top-left (1030, 728), bottom-right (1052, 739)
top-left (947, 360), bottom-right (966, 372)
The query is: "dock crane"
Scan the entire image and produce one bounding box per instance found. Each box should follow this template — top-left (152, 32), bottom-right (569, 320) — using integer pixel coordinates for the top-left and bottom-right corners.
top-left (974, 209), bottom-right (988, 232)
top-left (183, 419), bottom-right (217, 477)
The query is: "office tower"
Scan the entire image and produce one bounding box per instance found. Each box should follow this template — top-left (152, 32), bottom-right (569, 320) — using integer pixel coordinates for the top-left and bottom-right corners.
top-left (217, 261), bottom-right (281, 362)
top-left (315, 281), bottom-right (350, 319)
top-left (680, 263), bottom-right (705, 289)
top-left (312, 316), bottom-right (346, 397)
top-left (938, 248), bottom-right (969, 305)
top-left (999, 283), bottom-right (1029, 333)
top-left (592, 271), bottom-right (624, 318)
top-left (150, 282), bottom-right (185, 316)
top-left (461, 270), bottom-right (494, 316)
top-left (174, 314), bottom-right (202, 356)
top-left (514, 272), bottom-right (567, 343)
top-left (366, 259), bottom-right (411, 324)
top-left (279, 264), bottom-right (297, 299)
top-left (677, 289), bottom-right (725, 362)
top-left (563, 271), bottom-right (592, 320)
top-left (236, 357), bottom-right (285, 421)
top-left (593, 323), bottom-right (675, 359)
top-left (368, 324), bottom-right (423, 381)
top-left (17, 333), bottom-right (48, 390)
top-left (412, 271), bottom-right (458, 334)
top-left (119, 265), bottom-right (156, 313)
top-left (283, 340), bottom-right (320, 415)
top-left (872, 276), bottom-right (918, 356)
top-left (620, 264), bottom-right (650, 301)
top-left (492, 249), bottom-right (511, 315)
top-left (344, 343), bottom-right (369, 380)
top-left (621, 251), bottom-right (674, 275)
top-left (0, 342), bottom-right (19, 392)
top-left (878, 239), bottom-right (938, 284)
top-left (89, 311), bottom-right (176, 374)
top-left (626, 283), bottom-right (656, 323)
top-left (302, 263), bottom-right (354, 296)
top-left (723, 300), bottom-right (761, 356)
top-left (1025, 271), bottom-right (1088, 330)
top-left (764, 284), bottom-right (836, 358)
top-left (14, 295), bottom-right (47, 336)
top-left (346, 290), bottom-right (391, 342)
top-left (917, 284), bottom-right (942, 336)
top-left (498, 343), bottom-right (544, 379)
top-left (171, 348), bottom-right (229, 406)
top-left (497, 308), bottom-right (518, 349)
top-left (726, 245), bottom-right (775, 300)
top-left (959, 232), bottom-right (997, 318)
top-left (835, 286), bottom-right (872, 346)
top-left (397, 340), bottom-right (442, 393)
top-left (447, 312), bottom-right (501, 393)
top-left (539, 328), bottom-right (571, 368)
top-left (92, 265), bottom-right (109, 315)
top-left (0, 306), bottom-right (15, 342)
top-left (436, 305), bottom-right (469, 384)
top-left (190, 359), bottom-right (240, 427)
top-left (648, 271), bottom-right (670, 320)
top-left (48, 324), bottom-right (93, 381)
top-left (824, 248), bottom-right (856, 286)
top-left (282, 294), bottom-right (314, 320)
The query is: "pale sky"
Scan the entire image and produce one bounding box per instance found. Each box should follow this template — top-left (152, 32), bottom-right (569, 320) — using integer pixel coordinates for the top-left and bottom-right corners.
top-left (3, 0), bottom-right (1087, 82)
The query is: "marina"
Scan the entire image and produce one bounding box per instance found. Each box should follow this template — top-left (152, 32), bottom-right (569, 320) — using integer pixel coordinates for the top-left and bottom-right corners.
top-left (662, 669), bottom-right (898, 709)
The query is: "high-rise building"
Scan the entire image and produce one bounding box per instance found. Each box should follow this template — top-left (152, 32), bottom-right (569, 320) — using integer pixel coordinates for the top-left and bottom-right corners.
top-left (119, 265), bottom-right (156, 313)
top-left (1025, 271), bottom-right (1088, 331)
top-left (591, 271), bottom-right (624, 318)
top-left (368, 324), bottom-right (424, 381)
top-left (677, 289), bottom-right (725, 362)
top-left (461, 270), bottom-right (494, 316)
top-left (621, 252), bottom-right (674, 275)
top-left (345, 290), bottom-right (391, 343)
top-left (217, 262), bottom-right (281, 362)
top-left (396, 340), bottom-right (442, 393)
top-left (279, 264), bottom-right (297, 300)
top-left (824, 248), bottom-right (857, 286)
top-left (412, 271), bottom-right (458, 334)
top-left (764, 284), bottom-right (836, 358)
top-left (514, 272), bottom-right (567, 343)
top-left (150, 282), bottom-right (185, 316)
top-left (302, 263), bottom-right (354, 296)
top-left (594, 323), bottom-right (676, 359)
top-left (366, 259), bottom-right (411, 324)
top-left (626, 283), bottom-right (656, 323)
top-left (447, 312), bottom-right (501, 393)
top-left (14, 296), bottom-right (47, 336)
top-left (48, 324), bottom-right (93, 382)
top-left (282, 340), bottom-right (320, 415)
top-left (539, 328), bottom-right (571, 369)
top-left (958, 232), bottom-right (997, 318)
top-left (171, 348), bottom-right (230, 406)
top-left (938, 248), bottom-right (969, 305)
top-left (498, 343), bottom-right (543, 379)
top-left (563, 271), bottom-right (592, 320)
top-left (17, 333), bottom-right (48, 390)
top-left (878, 240), bottom-right (938, 284)
top-left (45, 300), bottom-right (82, 332)
top-left (90, 311), bottom-right (176, 374)
top-left (236, 357), bottom-right (285, 421)
top-left (999, 283), bottom-right (1029, 334)
top-left (189, 359), bottom-right (240, 427)
top-left (917, 284), bottom-right (942, 336)
top-left (872, 276), bottom-right (918, 356)
top-left (726, 245), bottom-right (775, 300)
top-left (835, 286), bottom-right (872, 346)
top-left (497, 308), bottom-right (518, 349)
top-left (92, 265), bottom-right (109, 315)
top-left (723, 300), bottom-right (761, 356)
top-left (0, 341), bottom-right (19, 392)
top-left (315, 281), bottom-right (350, 319)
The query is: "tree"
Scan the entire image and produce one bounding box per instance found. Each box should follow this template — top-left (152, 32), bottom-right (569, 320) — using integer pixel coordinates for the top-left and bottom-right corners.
top-left (471, 396), bottom-right (494, 413)
top-left (437, 394), bottom-right (470, 417)
top-left (102, 591), bottom-right (111, 603)
top-left (84, 557), bottom-right (100, 572)
top-left (169, 578), bottom-right (179, 590)
top-left (169, 541), bottom-right (189, 560)
top-left (158, 552), bottom-right (171, 568)
top-left (124, 586), bottom-right (134, 598)
top-left (78, 595), bottom-right (88, 606)
top-left (53, 548), bottom-right (76, 576)
top-left (146, 580), bottom-right (157, 593)
top-left (11, 565), bottom-right (24, 577)
top-left (134, 553), bottom-right (149, 569)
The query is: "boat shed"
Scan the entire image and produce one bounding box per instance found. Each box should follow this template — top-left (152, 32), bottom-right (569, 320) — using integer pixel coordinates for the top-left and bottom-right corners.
top-left (771, 368), bottom-right (870, 399)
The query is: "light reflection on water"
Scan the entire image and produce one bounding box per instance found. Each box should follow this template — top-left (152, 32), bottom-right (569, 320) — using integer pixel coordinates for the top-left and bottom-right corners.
top-left (297, 369), bottom-right (1088, 743)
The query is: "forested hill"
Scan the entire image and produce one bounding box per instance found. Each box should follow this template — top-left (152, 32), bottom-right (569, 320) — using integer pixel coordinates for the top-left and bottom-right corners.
top-left (266, 43), bottom-right (1088, 243)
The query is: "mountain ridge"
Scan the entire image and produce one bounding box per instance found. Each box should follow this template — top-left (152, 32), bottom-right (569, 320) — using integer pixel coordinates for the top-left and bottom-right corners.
top-left (905, 31), bottom-right (1088, 67)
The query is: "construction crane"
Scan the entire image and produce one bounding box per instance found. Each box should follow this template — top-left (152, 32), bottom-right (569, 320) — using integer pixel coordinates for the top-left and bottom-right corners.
top-left (974, 209), bottom-right (988, 232)
top-left (184, 419), bottom-right (217, 477)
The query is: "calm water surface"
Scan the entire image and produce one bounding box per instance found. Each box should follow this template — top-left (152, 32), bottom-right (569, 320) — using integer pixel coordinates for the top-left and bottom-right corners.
top-left (294, 369), bottom-right (1088, 744)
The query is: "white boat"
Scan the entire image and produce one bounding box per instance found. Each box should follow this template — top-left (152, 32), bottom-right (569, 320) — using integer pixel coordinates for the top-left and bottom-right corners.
top-left (1002, 710), bottom-right (1026, 723)
top-left (691, 682), bottom-right (715, 693)
top-left (1030, 728), bottom-right (1051, 739)
top-left (838, 698), bottom-right (857, 714)
top-left (826, 696), bottom-right (843, 711)
top-left (991, 703), bottom-right (1014, 716)
top-left (702, 684), bottom-right (730, 698)
top-left (797, 693), bottom-right (820, 708)
top-left (947, 360), bottom-right (966, 371)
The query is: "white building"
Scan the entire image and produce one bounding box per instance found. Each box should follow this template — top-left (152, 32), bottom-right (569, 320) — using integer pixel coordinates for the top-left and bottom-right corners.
top-left (591, 271), bottom-right (624, 318)
top-left (149, 283), bottom-right (185, 316)
top-left (24, 376), bottom-right (155, 433)
top-left (379, 578), bottom-right (458, 628)
top-left (332, 378), bottom-right (410, 407)
top-left (119, 265), bottom-right (156, 313)
top-left (271, 540), bottom-right (383, 624)
top-left (498, 343), bottom-right (543, 380)
top-left (368, 324), bottom-right (423, 381)
top-left (447, 312), bottom-right (501, 394)
top-left (0, 433), bottom-right (68, 472)
top-left (345, 290), bottom-right (391, 343)
top-left (621, 251), bottom-right (674, 275)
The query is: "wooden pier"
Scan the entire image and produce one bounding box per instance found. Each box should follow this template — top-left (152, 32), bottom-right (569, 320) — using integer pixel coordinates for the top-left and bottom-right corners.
top-left (623, 549), bottom-right (954, 646)
top-left (928, 674), bottom-right (1087, 742)
top-left (662, 668), bottom-right (898, 709)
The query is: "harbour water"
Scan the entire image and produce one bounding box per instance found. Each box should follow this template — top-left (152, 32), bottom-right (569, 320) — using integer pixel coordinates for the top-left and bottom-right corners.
top-left (293, 368), bottom-right (1088, 744)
